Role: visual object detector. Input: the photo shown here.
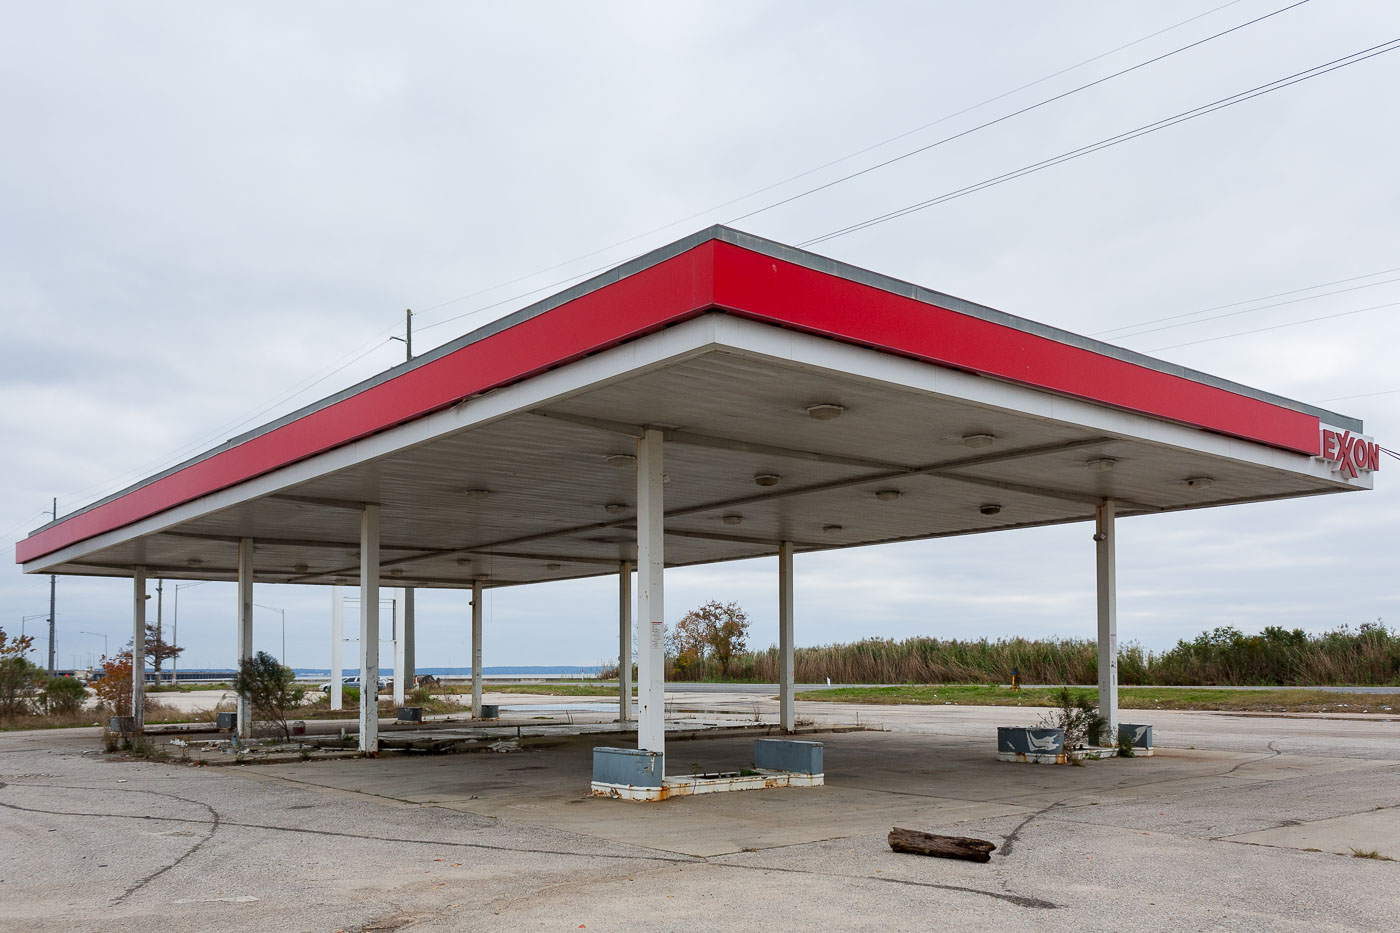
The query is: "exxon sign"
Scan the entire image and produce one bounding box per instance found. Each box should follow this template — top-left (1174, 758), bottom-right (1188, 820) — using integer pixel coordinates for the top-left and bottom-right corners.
top-left (1318, 426), bottom-right (1381, 479)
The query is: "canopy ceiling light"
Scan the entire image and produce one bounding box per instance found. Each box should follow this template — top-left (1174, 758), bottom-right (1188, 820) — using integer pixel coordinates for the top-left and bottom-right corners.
top-left (546, 563), bottom-right (562, 571)
top-left (604, 502), bottom-right (628, 514)
top-left (389, 568), bottom-right (404, 577)
top-left (961, 433), bottom-right (996, 449)
top-left (875, 489), bottom-right (901, 502)
top-left (804, 403), bottom-right (845, 421)
top-left (463, 488), bottom-right (492, 500)
top-left (1086, 458), bottom-right (1117, 473)
top-left (455, 558), bottom-right (472, 567)
top-left (823, 524), bottom-right (844, 533)
top-left (606, 453), bottom-right (635, 468)
top-left (722, 514), bottom-right (743, 526)
top-left (1184, 476), bottom-right (1215, 489)
top-left (754, 473), bottom-right (781, 487)
top-left (979, 503), bottom-right (1002, 516)
top-left (293, 562), bottom-right (309, 573)
top-left (184, 558), bottom-right (204, 568)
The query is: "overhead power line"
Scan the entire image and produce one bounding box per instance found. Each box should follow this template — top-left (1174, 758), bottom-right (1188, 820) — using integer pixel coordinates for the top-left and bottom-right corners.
top-left (726, 0), bottom-right (1311, 227)
top-left (410, 0), bottom-right (1274, 324)
top-left (1110, 274), bottom-right (1400, 341)
top-left (799, 37), bottom-right (1400, 247)
top-left (1147, 299), bottom-right (1400, 351)
top-left (1093, 265), bottom-right (1400, 336)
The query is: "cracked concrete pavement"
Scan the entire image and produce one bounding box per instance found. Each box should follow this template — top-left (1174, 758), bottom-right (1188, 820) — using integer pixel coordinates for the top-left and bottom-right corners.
top-left (2, 695), bottom-right (1397, 932)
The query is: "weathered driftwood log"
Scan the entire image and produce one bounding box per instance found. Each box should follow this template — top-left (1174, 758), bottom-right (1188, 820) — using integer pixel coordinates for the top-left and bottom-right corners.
top-left (887, 827), bottom-right (997, 863)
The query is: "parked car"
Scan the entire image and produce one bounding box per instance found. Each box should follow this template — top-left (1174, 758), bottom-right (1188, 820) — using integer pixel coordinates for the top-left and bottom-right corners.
top-left (318, 676), bottom-right (388, 693)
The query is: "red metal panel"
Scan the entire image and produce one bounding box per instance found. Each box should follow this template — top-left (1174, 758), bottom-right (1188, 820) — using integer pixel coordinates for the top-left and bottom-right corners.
top-left (709, 241), bottom-right (1321, 456)
top-left (17, 242), bottom-right (717, 564)
top-left (19, 234), bottom-right (1324, 565)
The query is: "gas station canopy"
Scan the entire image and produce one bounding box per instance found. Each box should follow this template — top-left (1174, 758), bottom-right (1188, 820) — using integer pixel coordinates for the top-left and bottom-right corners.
top-left (18, 225), bottom-right (1376, 585)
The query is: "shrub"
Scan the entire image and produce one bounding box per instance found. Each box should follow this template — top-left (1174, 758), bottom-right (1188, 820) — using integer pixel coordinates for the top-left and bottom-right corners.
top-left (1039, 687), bottom-right (1107, 749)
top-left (38, 676), bottom-right (88, 716)
top-left (233, 651), bottom-right (301, 740)
top-left (92, 653), bottom-right (134, 713)
top-left (0, 630), bottom-right (42, 720)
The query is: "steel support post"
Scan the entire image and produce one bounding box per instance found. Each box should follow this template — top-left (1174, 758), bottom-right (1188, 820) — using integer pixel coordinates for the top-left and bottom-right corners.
top-left (330, 585), bottom-right (344, 711)
top-left (619, 560), bottom-right (633, 722)
top-left (236, 539), bottom-right (254, 739)
top-left (1096, 499), bottom-right (1119, 740)
top-left (403, 587), bottom-right (415, 690)
top-left (359, 505), bottom-right (380, 753)
top-left (131, 568), bottom-right (146, 731)
top-left (392, 591), bottom-right (405, 707)
top-left (471, 579), bottom-right (483, 718)
top-left (778, 540), bottom-right (795, 732)
top-left (635, 428), bottom-right (665, 757)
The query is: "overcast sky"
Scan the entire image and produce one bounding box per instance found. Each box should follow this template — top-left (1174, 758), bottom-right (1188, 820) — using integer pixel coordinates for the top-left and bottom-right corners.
top-left (2, 1), bottom-right (1397, 671)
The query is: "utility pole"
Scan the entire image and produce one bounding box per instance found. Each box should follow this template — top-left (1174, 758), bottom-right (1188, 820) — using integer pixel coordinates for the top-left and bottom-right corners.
top-left (47, 497), bottom-right (56, 675)
top-left (155, 579), bottom-right (164, 683)
top-left (390, 309), bottom-right (413, 361)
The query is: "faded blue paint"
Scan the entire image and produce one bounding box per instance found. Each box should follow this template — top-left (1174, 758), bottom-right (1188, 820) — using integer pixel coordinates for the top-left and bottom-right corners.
top-left (997, 726), bottom-right (1064, 755)
top-left (754, 738), bottom-right (823, 774)
top-left (1119, 723), bottom-right (1153, 748)
top-left (593, 746), bottom-right (663, 787)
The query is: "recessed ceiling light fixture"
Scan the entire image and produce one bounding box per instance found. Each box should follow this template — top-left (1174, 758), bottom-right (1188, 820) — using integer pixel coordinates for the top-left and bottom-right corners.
top-left (293, 562), bottom-right (309, 573)
top-left (805, 403), bottom-right (845, 421)
top-left (1184, 476), bottom-right (1215, 489)
top-left (822, 524), bottom-right (844, 534)
top-left (463, 488), bottom-right (492, 500)
top-left (1086, 458), bottom-right (1117, 473)
top-left (333, 576), bottom-right (348, 585)
top-left (604, 502), bottom-right (628, 514)
top-left (875, 489), bottom-right (901, 502)
top-left (185, 558), bottom-right (204, 568)
top-left (456, 558), bottom-right (472, 567)
top-left (389, 568), bottom-right (404, 577)
top-left (606, 453), bottom-right (635, 468)
top-left (546, 563), bottom-right (562, 571)
top-left (722, 514), bottom-right (743, 526)
top-left (961, 433), bottom-right (996, 449)
top-left (754, 473), bottom-right (781, 487)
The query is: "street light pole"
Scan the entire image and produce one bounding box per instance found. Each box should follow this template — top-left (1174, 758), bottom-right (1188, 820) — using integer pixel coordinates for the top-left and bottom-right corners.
top-left (81, 631), bottom-right (108, 659)
top-left (254, 604), bottom-right (287, 664)
top-left (47, 498), bottom-right (57, 676)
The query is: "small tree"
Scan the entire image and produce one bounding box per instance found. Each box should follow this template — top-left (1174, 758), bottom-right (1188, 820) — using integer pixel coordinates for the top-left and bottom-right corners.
top-left (144, 623), bottom-right (184, 680)
top-left (668, 601), bottom-right (751, 677)
top-left (0, 630), bottom-right (42, 720)
top-left (233, 651), bottom-right (302, 740)
top-left (92, 652), bottom-right (134, 714)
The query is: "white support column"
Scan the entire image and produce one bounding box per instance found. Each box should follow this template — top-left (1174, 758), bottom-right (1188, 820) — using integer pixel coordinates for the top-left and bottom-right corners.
top-left (392, 592), bottom-right (405, 707)
top-left (403, 587), bottom-right (416, 690)
top-left (359, 505), bottom-right (380, 753)
top-left (470, 580), bottom-right (483, 718)
top-left (635, 428), bottom-right (665, 758)
top-left (330, 585), bottom-right (344, 711)
top-left (619, 560), bottom-right (633, 722)
top-left (132, 568), bottom-right (146, 731)
top-left (236, 539), bottom-right (254, 740)
top-left (1096, 499), bottom-right (1119, 741)
top-left (778, 541), bottom-right (795, 733)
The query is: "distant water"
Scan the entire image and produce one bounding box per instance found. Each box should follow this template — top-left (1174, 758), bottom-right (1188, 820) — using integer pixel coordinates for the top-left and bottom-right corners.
top-left (295, 666), bottom-right (604, 677)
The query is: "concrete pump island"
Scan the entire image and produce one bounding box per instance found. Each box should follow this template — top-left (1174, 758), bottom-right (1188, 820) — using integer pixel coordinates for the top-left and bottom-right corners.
top-left (8, 228), bottom-right (1390, 932)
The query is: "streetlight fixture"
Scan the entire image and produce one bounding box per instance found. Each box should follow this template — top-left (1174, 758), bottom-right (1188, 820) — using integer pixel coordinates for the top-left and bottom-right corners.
top-left (254, 604), bottom-right (287, 664)
top-left (20, 614), bottom-right (48, 660)
top-left (80, 631), bottom-right (109, 659)
top-left (171, 582), bottom-right (206, 685)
